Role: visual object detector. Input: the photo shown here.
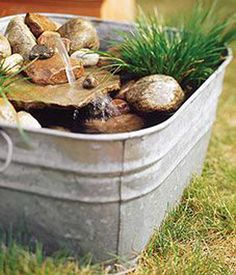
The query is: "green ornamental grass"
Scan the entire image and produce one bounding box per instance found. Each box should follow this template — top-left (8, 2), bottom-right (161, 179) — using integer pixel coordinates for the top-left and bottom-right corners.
top-left (107, 1), bottom-right (236, 92)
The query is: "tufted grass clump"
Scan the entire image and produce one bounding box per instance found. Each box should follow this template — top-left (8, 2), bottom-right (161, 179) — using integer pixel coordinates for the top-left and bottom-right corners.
top-left (107, 1), bottom-right (236, 92)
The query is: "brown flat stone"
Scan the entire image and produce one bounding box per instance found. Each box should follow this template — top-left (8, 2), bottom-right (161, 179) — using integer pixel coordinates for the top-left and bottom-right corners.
top-left (7, 69), bottom-right (121, 110)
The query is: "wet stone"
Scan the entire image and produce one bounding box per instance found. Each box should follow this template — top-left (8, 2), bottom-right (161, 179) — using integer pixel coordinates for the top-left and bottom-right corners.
top-left (126, 74), bottom-right (185, 113)
top-left (83, 75), bottom-right (99, 89)
top-left (29, 44), bottom-right (54, 60)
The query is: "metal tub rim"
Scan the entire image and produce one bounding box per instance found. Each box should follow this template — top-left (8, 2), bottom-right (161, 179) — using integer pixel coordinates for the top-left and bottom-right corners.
top-left (0, 14), bottom-right (233, 141)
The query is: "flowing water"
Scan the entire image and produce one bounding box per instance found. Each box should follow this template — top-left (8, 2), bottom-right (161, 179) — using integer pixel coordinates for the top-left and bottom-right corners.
top-left (90, 94), bottom-right (120, 121)
top-left (55, 37), bottom-right (120, 124)
top-left (56, 37), bottom-right (76, 85)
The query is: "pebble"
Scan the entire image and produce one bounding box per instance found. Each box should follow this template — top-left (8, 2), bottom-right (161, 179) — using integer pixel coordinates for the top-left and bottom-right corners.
top-left (29, 44), bottom-right (54, 60)
top-left (71, 49), bottom-right (99, 67)
top-left (83, 75), bottom-right (99, 89)
top-left (1, 53), bottom-right (23, 74)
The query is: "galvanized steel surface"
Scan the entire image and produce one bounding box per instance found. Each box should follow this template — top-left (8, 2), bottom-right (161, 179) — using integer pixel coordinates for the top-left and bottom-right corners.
top-left (0, 14), bottom-right (233, 262)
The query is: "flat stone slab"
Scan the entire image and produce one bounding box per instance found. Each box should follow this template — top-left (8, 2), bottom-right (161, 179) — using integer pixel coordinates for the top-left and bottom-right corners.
top-left (7, 69), bottom-right (120, 109)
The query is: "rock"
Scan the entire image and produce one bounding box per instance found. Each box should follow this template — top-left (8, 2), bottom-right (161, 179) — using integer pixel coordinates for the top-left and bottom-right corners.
top-left (125, 75), bottom-right (185, 112)
top-left (7, 69), bottom-right (120, 110)
top-left (0, 34), bottom-right (11, 61)
top-left (37, 31), bottom-right (71, 52)
top-left (29, 44), bottom-right (54, 60)
top-left (83, 75), bottom-right (99, 89)
top-left (0, 98), bottom-right (17, 125)
top-left (5, 16), bottom-right (36, 60)
top-left (25, 13), bottom-right (58, 38)
top-left (71, 49), bottom-right (99, 67)
top-left (57, 38), bottom-right (71, 53)
top-left (0, 98), bottom-right (41, 129)
top-left (17, 111), bottom-right (41, 129)
top-left (110, 99), bottom-right (130, 115)
top-left (115, 80), bottom-right (136, 99)
top-left (58, 18), bottom-right (100, 53)
top-left (84, 113), bottom-right (145, 134)
top-left (37, 31), bottom-right (60, 45)
top-left (54, 22), bottom-right (62, 29)
top-left (1, 54), bottom-right (24, 74)
top-left (25, 53), bottom-right (84, 85)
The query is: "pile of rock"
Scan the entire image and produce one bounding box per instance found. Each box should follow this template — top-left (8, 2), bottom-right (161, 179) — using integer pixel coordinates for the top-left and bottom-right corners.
top-left (83, 75), bottom-right (185, 133)
top-left (3, 13), bottom-right (101, 85)
top-left (0, 13), bottom-right (186, 134)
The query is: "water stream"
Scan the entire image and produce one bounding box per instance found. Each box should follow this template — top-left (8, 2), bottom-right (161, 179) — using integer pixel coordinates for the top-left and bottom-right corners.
top-left (56, 37), bottom-right (76, 85)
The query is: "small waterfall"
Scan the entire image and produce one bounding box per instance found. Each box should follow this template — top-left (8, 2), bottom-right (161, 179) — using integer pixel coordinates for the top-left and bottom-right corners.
top-left (91, 94), bottom-right (120, 121)
top-left (56, 37), bottom-right (76, 85)
top-left (55, 37), bottom-right (119, 123)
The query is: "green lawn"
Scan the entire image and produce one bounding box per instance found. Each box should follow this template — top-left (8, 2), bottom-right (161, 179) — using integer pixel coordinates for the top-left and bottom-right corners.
top-left (0, 1), bottom-right (235, 274)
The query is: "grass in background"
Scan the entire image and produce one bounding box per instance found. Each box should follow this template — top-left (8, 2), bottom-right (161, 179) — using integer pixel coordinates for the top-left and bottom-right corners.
top-left (0, 0), bottom-right (235, 274)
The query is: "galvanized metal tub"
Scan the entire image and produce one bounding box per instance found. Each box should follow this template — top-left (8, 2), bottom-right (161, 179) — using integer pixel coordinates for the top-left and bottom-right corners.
top-left (0, 14), bottom-right (232, 263)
